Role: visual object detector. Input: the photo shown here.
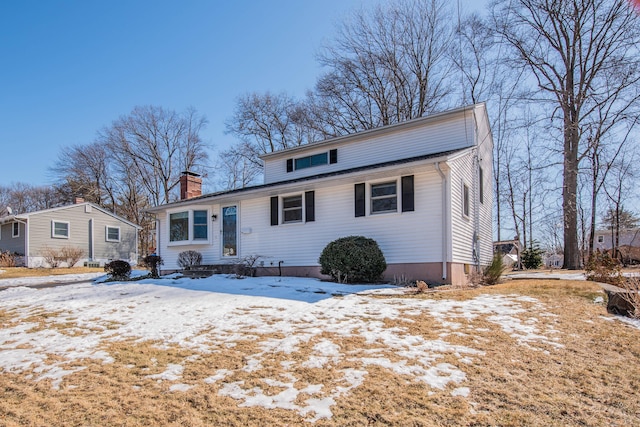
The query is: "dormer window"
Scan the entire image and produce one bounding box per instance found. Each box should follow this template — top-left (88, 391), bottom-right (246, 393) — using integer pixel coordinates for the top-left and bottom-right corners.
top-left (287, 149), bottom-right (337, 172)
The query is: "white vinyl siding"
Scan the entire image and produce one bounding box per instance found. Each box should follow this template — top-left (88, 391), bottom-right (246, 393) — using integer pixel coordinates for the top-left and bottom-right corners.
top-left (264, 109), bottom-right (475, 183)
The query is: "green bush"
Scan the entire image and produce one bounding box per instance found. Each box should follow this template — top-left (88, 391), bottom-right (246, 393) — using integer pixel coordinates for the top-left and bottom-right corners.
top-left (483, 254), bottom-right (504, 286)
top-left (104, 260), bottom-right (132, 280)
top-left (319, 236), bottom-right (386, 283)
top-left (521, 244), bottom-right (543, 269)
top-left (177, 250), bottom-right (202, 269)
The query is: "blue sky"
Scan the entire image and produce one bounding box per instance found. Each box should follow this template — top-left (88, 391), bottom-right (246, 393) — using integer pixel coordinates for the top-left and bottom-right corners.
top-left (0, 0), bottom-right (484, 187)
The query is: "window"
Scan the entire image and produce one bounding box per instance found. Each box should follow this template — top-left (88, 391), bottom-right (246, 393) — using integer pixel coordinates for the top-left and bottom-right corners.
top-left (371, 182), bottom-right (397, 214)
top-left (282, 195), bottom-right (303, 223)
top-left (287, 150), bottom-right (338, 172)
top-left (106, 226), bottom-right (120, 242)
top-left (169, 212), bottom-right (189, 242)
top-left (597, 235), bottom-right (604, 243)
top-left (295, 153), bottom-right (328, 170)
top-left (52, 221), bottom-right (69, 239)
top-left (169, 210), bottom-right (210, 243)
top-left (12, 222), bottom-right (19, 238)
top-left (193, 210), bottom-right (208, 240)
top-left (462, 183), bottom-right (470, 218)
top-left (271, 192), bottom-right (315, 225)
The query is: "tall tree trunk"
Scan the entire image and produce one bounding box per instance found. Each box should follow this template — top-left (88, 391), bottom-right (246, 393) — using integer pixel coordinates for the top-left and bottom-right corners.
top-left (563, 111), bottom-right (581, 269)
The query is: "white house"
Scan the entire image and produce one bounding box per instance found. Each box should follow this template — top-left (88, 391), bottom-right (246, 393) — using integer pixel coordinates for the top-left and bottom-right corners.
top-left (147, 103), bottom-right (494, 286)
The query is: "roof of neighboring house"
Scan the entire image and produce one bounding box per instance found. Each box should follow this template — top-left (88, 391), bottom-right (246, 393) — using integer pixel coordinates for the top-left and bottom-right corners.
top-left (147, 146), bottom-right (471, 212)
top-left (0, 202), bottom-right (141, 229)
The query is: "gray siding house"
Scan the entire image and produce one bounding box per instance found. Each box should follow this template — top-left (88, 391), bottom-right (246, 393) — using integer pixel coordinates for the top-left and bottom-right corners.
top-left (0, 201), bottom-right (139, 267)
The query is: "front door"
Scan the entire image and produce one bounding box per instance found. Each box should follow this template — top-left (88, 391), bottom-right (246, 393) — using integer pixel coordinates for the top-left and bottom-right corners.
top-left (222, 205), bottom-right (238, 257)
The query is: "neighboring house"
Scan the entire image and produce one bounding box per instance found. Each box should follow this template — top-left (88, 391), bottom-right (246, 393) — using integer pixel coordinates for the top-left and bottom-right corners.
top-left (594, 228), bottom-right (640, 264)
top-left (0, 199), bottom-right (139, 267)
top-left (148, 103), bottom-right (494, 286)
top-left (493, 239), bottom-right (521, 269)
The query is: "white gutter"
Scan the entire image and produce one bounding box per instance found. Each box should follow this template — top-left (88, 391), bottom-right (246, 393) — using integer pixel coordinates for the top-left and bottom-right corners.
top-left (435, 162), bottom-right (448, 281)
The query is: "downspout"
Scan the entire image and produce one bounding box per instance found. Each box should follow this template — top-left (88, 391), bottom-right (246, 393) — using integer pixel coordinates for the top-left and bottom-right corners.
top-left (89, 218), bottom-right (94, 261)
top-left (435, 162), bottom-right (448, 281)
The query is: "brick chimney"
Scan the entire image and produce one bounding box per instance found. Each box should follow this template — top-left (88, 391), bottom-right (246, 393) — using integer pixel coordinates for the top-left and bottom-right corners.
top-left (74, 197), bottom-right (85, 204)
top-left (179, 171), bottom-right (202, 200)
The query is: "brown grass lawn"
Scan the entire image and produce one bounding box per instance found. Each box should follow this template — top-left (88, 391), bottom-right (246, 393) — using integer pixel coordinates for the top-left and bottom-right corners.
top-left (0, 267), bottom-right (104, 279)
top-left (1, 279), bottom-right (639, 426)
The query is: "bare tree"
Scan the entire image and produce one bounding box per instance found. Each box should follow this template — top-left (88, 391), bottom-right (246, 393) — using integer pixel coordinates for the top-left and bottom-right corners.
top-left (313, 0), bottom-right (455, 134)
top-left (51, 143), bottom-right (116, 208)
top-left (0, 183), bottom-right (63, 214)
top-left (100, 105), bottom-right (209, 206)
top-left (493, 0), bottom-right (640, 269)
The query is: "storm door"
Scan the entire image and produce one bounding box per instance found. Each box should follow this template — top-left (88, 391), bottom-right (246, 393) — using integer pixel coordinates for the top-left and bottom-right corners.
top-left (222, 205), bottom-right (238, 257)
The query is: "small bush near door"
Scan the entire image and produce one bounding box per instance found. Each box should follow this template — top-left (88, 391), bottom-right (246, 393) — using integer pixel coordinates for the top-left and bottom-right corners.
top-left (177, 250), bottom-right (202, 269)
top-left (319, 236), bottom-right (387, 284)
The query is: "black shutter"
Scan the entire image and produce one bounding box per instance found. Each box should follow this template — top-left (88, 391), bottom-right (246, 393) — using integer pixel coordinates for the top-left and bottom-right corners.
top-left (355, 183), bottom-right (365, 217)
top-left (286, 159), bottom-right (293, 172)
top-left (401, 175), bottom-right (414, 212)
top-left (329, 149), bottom-right (338, 164)
top-left (305, 191), bottom-right (315, 222)
top-left (270, 196), bottom-right (279, 226)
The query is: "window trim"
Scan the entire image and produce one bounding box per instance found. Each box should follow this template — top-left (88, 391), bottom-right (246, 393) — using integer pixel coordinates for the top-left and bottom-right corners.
top-left (12, 222), bottom-right (20, 238)
top-left (167, 209), bottom-right (210, 245)
top-left (370, 180), bottom-right (398, 215)
top-left (52, 220), bottom-right (70, 239)
top-left (105, 226), bottom-right (121, 242)
top-left (282, 194), bottom-right (304, 224)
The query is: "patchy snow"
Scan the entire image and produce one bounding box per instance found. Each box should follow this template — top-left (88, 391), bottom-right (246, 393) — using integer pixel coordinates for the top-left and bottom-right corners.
top-left (0, 273), bottom-right (567, 422)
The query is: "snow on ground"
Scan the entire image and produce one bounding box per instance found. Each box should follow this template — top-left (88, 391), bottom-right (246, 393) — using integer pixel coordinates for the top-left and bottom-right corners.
top-left (0, 273), bottom-right (587, 422)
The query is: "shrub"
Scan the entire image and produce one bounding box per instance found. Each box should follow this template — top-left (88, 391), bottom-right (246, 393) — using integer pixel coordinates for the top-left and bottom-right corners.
top-left (482, 254), bottom-right (504, 286)
top-left (319, 236), bottom-right (386, 283)
top-left (41, 246), bottom-right (63, 268)
top-left (177, 250), bottom-right (202, 269)
top-left (104, 260), bottom-right (132, 280)
top-left (620, 277), bottom-right (640, 319)
top-left (143, 255), bottom-right (163, 278)
top-left (0, 250), bottom-right (18, 267)
top-left (585, 251), bottom-right (623, 286)
top-left (521, 244), bottom-right (543, 269)
top-left (60, 246), bottom-right (85, 267)
top-left (233, 254), bottom-right (261, 278)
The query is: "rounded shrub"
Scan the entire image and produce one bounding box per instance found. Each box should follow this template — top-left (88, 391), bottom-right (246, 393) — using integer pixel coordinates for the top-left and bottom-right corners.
top-left (143, 254), bottom-right (164, 278)
top-left (319, 236), bottom-right (387, 283)
top-left (104, 260), bottom-right (132, 280)
top-left (177, 250), bottom-right (202, 269)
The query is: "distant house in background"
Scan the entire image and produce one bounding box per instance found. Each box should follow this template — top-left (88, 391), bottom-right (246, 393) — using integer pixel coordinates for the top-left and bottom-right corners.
top-left (0, 199), bottom-right (139, 267)
top-left (493, 239), bottom-right (521, 269)
top-left (594, 228), bottom-right (640, 264)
